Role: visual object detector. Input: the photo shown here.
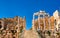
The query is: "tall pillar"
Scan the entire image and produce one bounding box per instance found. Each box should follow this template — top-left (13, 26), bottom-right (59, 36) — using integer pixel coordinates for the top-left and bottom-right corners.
top-left (43, 15), bottom-right (45, 31)
top-left (1, 20), bottom-right (4, 30)
top-left (18, 16), bottom-right (20, 32)
top-left (54, 20), bottom-right (56, 33)
top-left (48, 15), bottom-right (51, 30)
top-left (32, 14), bottom-right (35, 30)
top-left (38, 14), bottom-right (40, 31)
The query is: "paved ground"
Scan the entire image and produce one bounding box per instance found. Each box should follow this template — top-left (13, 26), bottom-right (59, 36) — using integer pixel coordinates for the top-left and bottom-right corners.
top-left (20, 30), bottom-right (40, 38)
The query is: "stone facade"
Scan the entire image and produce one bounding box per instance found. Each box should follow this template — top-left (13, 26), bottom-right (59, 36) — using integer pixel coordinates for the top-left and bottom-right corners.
top-left (32, 10), bottom-right (60, 38)
top-left (32, 10), bottom-right (60, 32)
top-left (0, 16), bottom-right (26, 38)
top-left (53, 10), bottom-right (60, 32)
top-left (32, 10), bottom-right (50, 31)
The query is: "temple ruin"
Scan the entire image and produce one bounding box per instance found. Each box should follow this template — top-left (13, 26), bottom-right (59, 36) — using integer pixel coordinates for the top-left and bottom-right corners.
top-left (0, 16), bottom-right (26, 38)
top-left (32, 10), bottom-right (60, 33)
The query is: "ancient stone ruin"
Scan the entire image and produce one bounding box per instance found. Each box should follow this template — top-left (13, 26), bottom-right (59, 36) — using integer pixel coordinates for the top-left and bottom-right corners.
top-left (0, 16), bottom-right (26, 38)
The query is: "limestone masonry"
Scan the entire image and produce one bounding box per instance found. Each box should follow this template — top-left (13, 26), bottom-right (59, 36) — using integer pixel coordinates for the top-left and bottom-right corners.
top-left (0, 16), bottom-right (26, 38)
top-left (0, 10), bottom-right (60, 38)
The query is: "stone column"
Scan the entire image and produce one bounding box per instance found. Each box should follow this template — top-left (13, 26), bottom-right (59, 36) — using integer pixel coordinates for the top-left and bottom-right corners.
top-left (54, 19), bottom-right (56, 33)
top-left (48, 15), bottom-right (51, 30)
top-left (32, 14), bottom-right (35, 30)
top-left (1, 20), bottom-right (4, 30)
top-left (38, 14), bottom-right (40, 30)
top-left (43, 15), bottom-right (45, 31)
top-left (18, 16), bottom-right (20, 32)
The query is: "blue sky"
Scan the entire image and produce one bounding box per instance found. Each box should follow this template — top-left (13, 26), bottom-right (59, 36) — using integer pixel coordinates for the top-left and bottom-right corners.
top-left (0, 0), bottom-right (60, 30)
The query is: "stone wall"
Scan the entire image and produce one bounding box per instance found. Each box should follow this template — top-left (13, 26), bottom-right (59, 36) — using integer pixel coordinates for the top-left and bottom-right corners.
top-left (0, 16), bottom-right (26, 38)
